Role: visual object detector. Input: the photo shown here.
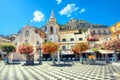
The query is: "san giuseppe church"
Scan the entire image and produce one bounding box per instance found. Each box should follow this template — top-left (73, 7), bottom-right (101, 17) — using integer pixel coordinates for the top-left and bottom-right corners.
top-left (12, 10), bottom-right (87, 55)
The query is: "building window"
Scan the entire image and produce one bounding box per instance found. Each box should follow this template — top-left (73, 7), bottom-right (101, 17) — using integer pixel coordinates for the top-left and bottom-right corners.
top-left (50, 39), bottom-right (52, 41)
top-left (62, 46), bottom-right (66, 50)
top-left (37, 41), bottom-right (39, 45)
top-left (109, 38), bottom-right (111, 40)
top-left (71, 45), bottom-right (74, 48)
top-left (115, 26), bottom-right (117, 31)
top-left (70, 38), bottom-right (74, 41)
top-left (50, 26), bottom-right (53, 34)
top-left (62, 39), bottom-right (66, 42)
top-left (15, 43), bottom-right (17, 46)
top-left (117, 34), bottom-right (119, 39)
top-left (109, 30), bottom-right (111, 34)
top-left (93, 30), bottom-right (95, 34)
top-left (98, 30), bottom-right (101, 34)
top-left (79, 38), bottom-right (83, 41)
top-left (104, 30), bottom-right (106, 34)
top-left (25, 40), bottom-right (28, 43)
top-left (25, 30), bottom-right (29, 37)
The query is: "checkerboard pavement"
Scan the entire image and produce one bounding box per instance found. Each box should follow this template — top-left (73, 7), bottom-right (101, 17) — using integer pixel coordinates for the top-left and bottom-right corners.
top-left (0, 61), bottom-right (120, 80)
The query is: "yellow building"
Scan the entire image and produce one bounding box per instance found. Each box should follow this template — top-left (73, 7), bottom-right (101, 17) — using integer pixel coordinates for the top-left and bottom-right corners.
top-left (110, 22), bottom-right (120, 39)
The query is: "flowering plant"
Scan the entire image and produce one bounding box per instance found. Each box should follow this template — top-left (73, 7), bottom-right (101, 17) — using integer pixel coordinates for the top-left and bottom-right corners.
top-left (106, 39), bottom-right (120, 52)
top-left (72, 42), bottom-right (89, 53)
top-left (87, 34), bottom-right (99, 41)
top-left (18, 44), bottom-right (34, 54)
top-left (42, 42), bottom-right (58, 54)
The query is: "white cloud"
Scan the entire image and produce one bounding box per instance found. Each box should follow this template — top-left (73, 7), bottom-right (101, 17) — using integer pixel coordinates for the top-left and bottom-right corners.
top-left (79, 8), bottom-right (86, 14)
top-left (30, 20), bottom-right (33, 22)
top-left (31, 10), bottom-right (44, 22)
top-left (56, 0), bottom-right (62, 4)
top-left (59, 4), bottom-right (79, 17)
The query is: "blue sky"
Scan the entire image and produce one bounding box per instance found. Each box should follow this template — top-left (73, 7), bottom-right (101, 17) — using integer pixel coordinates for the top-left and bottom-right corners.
top-left (0, 0), bottom-right (120, 36)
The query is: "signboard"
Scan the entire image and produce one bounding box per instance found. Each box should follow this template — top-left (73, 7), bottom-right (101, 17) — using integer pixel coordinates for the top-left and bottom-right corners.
top-left (61, 50), bottom-right (74, 54)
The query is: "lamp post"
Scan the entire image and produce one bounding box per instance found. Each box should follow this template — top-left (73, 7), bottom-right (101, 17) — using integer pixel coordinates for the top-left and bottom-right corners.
top-left (38, 45), bottom-right (42, 64)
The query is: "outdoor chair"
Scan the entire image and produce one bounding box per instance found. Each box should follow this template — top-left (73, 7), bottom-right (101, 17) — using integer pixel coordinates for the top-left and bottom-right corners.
top-left (47, 58), bottom-right (51, 61)
top-left (72, 58), bottom-right (75, 61)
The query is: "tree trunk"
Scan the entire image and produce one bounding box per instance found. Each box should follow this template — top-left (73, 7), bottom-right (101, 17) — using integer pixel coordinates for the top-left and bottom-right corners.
top-left (26, 53), bottom-right (34, 65)
top-left (75, 53), bottom-right (78, 60)
top-left (57, 51), bottom-right (60, 64)
top-left (39, 49), bottom-right (42, 64)
top-left (113, 52), bottom-right (117, 62)
top-left (79, 53), bottom-right (83, 64)
top-left (52, 54), bottom-right (56, 65)
top-left (105, 54), bottom-right (109, 63)
top-left (6, 52), bottom-right (9, 64)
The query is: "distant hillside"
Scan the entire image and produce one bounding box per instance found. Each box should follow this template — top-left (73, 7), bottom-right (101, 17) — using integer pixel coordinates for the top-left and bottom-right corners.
top-left (59, 18), bottom-right (108, 31)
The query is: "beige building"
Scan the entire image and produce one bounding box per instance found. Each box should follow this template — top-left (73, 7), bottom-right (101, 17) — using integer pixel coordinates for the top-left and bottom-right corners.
top-left (87, 27), bottom-right (111, 38)
top-left (85, 27), bottom-right (111, 47)
top-left (0, 36), bottom-right (11, 43)
top-left (59, 30), bottom-right (87, 52)
top-left (99, 34), bottom-right (112, 44)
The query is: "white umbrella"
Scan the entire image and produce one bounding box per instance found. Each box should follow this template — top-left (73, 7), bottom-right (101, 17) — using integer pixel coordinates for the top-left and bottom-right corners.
top-left (98, 50), bottom-right (114, 54)
top-left (82, 49), bottom-right (94, 53)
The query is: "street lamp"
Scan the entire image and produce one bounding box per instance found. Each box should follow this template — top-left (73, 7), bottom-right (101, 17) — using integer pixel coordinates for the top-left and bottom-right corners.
top-left (38, 45), bottom-right (42, 64)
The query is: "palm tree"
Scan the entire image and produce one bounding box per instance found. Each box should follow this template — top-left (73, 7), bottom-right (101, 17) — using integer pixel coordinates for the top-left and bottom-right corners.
top-left (0, 43), bottom-right (16, 63)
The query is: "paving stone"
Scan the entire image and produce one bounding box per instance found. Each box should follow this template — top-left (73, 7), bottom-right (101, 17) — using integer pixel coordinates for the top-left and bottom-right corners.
top-left (0, 61), bottom-right (120, 80)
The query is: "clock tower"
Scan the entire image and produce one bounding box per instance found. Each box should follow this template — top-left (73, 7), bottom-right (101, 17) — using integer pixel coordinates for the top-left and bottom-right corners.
top-left (46, 10), bottom-right (60, 42)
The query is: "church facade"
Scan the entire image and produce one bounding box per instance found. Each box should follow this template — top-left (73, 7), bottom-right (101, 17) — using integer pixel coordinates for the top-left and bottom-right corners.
top-left (12, 25), bottom-right (46, 52)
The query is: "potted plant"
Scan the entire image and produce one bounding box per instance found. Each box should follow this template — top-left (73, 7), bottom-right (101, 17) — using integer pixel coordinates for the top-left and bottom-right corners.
top-left (18, 44), bottom-right (34, 65)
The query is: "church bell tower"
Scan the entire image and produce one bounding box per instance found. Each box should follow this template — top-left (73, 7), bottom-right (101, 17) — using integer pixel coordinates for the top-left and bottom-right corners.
top-left (46, 10), bottom-right (59, 42)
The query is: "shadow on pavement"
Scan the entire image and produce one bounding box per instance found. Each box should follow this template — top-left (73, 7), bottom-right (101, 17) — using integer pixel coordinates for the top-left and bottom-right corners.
top-left (51, 63), bottom-right (73, 67)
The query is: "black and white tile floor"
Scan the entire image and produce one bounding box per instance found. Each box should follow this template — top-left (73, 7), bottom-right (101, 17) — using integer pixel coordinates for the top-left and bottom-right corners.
top-left (0, 61), bottom-right (120, 80)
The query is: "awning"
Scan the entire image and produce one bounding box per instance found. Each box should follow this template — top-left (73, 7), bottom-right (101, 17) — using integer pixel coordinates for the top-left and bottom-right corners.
top-left (61, 51), bottom-right (74, 55)
top-left (98, 50), bottom-right (114, 54)
top-left (0, 52), bottom-right (6, 54)
top-left (82, 49), bottom-right (94, 53)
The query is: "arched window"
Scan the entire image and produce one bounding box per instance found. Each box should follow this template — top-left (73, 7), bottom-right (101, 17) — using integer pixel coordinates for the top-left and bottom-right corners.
top-left (25, 40), bottom-right (28, 43)
top-left (37, 41), bottom-right (39, 45)
top-left (50, 26), bottom-right (53, 34)
top-left (25, 30), bottom-right (29, 37)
